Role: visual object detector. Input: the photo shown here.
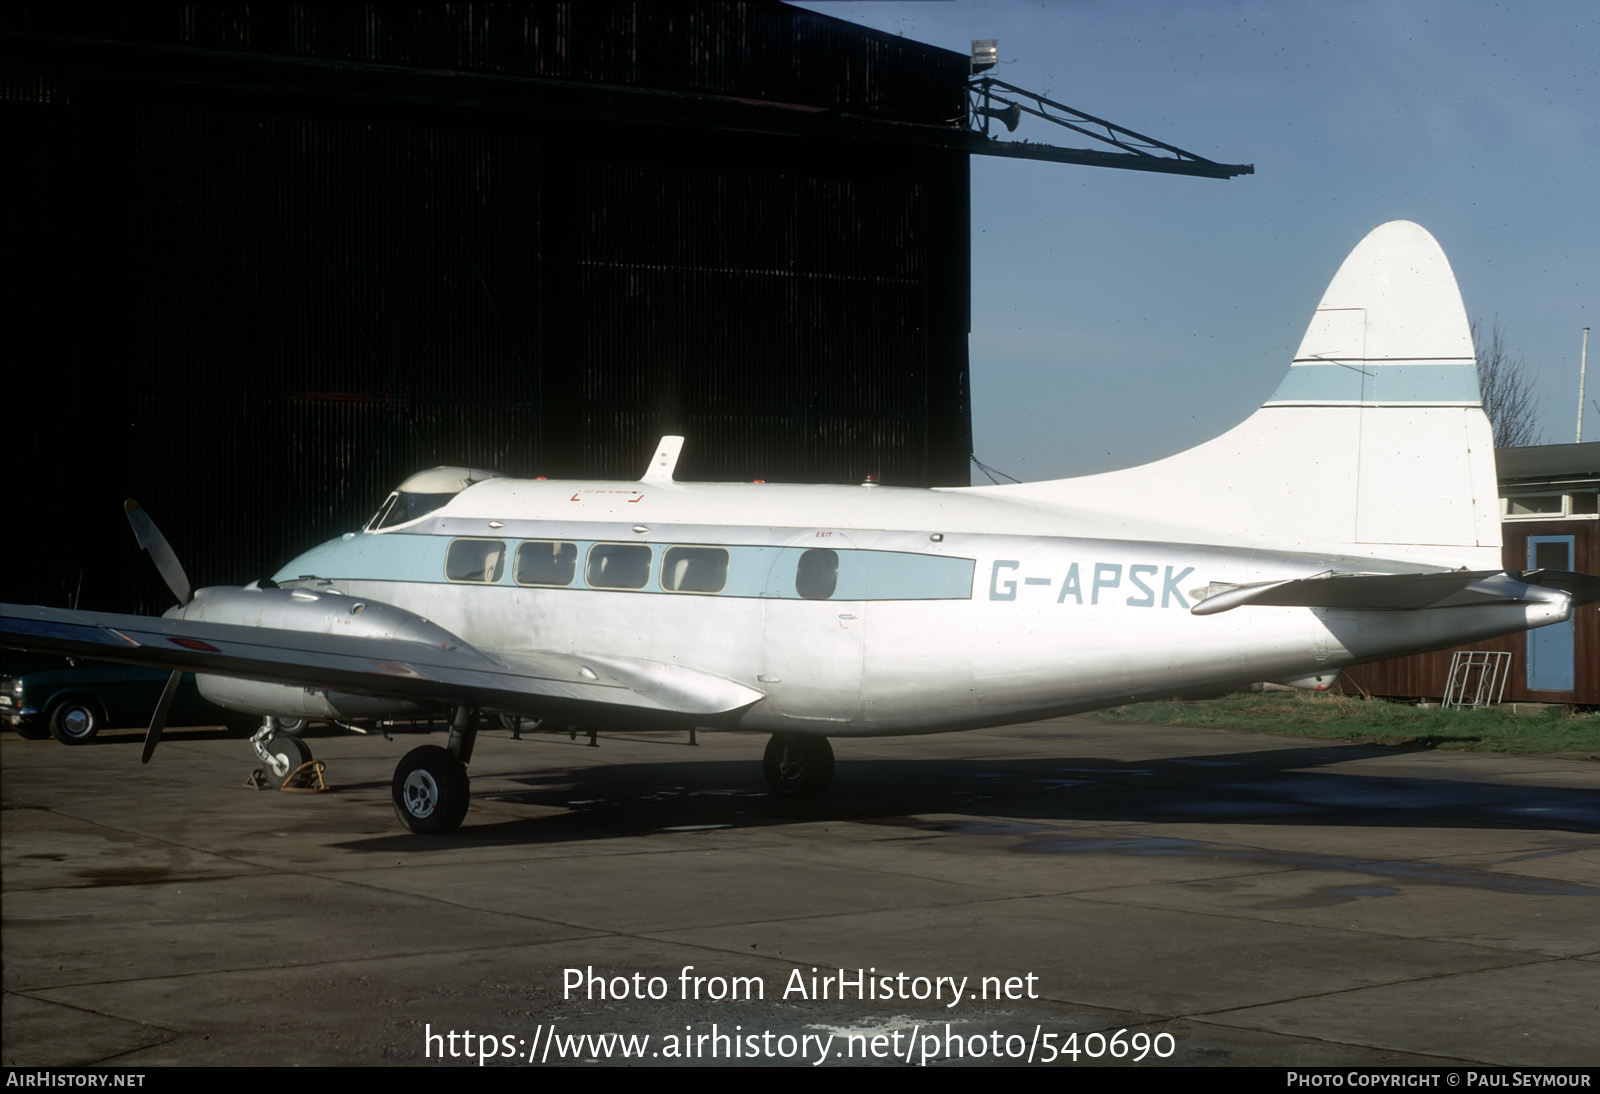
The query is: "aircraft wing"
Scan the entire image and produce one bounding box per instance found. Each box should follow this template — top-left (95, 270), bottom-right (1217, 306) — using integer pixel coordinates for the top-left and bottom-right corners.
top-left (0, 603), bottom-right (764, 719)
top-left (1191, 569), bottom-right (1600, 617)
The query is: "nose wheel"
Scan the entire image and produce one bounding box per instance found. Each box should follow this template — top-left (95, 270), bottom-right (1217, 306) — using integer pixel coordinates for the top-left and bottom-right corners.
top-left (265, 736), bottom-right (313, 780)
top-left (250, 723), bottom-right (314, 785)
top-left (763, 734), bottom-right (834, 798)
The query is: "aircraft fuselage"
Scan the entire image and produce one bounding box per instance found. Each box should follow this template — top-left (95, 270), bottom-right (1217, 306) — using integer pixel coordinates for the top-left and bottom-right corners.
top-left (265, 479), bottom-right (1560, 737)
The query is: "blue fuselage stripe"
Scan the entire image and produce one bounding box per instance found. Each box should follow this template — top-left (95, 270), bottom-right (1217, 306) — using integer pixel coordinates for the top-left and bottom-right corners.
top-left (274, 535), bottom-right (976, 602)
top-left (1267, 361), bottom-right (1480, 404)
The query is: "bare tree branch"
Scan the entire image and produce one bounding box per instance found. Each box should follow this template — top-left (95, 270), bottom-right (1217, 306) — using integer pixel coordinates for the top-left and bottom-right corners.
top-left (1471, 317), bottom-right (1541, 447)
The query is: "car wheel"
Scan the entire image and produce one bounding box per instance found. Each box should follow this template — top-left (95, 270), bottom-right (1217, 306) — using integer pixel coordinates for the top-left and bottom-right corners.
top-left (48, 698), bottom-right (103, 745)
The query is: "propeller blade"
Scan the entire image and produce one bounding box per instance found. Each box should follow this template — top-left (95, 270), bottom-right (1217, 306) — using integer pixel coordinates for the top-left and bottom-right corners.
top-left (142, 670), bottom-right (182, 764)
top-left (124, 500), bottom-right (192, 606)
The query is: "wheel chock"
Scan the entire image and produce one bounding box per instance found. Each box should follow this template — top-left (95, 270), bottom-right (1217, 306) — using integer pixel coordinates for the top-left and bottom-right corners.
top-left (280, 760), bottom-right (328, 793)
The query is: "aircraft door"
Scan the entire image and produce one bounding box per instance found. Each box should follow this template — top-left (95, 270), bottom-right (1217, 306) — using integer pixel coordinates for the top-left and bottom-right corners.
top-left (759, 536), bottom-right (865, 724)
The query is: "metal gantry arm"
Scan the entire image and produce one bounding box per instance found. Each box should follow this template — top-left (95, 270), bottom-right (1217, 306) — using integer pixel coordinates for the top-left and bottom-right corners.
top-left (967, 76), bottom-right (1253, 179)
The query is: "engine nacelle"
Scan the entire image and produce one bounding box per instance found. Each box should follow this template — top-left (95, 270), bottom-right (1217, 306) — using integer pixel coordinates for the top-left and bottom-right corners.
top-left (173, 584), bottom-right (460, 642)
top-left (174, 584), bottom-right (459, 722)
top-left (195, 675), bottom-right (434, 721)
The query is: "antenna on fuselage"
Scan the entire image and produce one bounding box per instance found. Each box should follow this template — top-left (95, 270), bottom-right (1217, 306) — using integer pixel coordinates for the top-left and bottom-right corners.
top-left (640, 436), bottom-right (684, 483)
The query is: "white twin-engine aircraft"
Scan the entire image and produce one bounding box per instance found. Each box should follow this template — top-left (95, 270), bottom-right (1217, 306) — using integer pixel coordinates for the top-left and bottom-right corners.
top-left (5, 221), bottom-right (1595, 833)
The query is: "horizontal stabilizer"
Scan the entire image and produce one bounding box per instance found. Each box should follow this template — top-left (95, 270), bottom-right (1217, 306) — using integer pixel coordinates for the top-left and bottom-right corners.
top-left (1190, 569), bottom-right (1598, 616)
top-left (1519, 568), bottom-right (1600, 603)
top-left (0, 604), bottom-right (764, 719)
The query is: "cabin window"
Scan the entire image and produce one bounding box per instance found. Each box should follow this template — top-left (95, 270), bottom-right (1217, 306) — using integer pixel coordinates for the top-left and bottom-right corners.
top-left (445, 539), bottom-right (506, 583)
top-left (515, 541), bottom-right (577, 587)
top-left (796, 548), bottom-right (839, 600)
top-left (661, 547), bottom-right (729, 594)
top-left (586, 543), bottom-right (652, 590)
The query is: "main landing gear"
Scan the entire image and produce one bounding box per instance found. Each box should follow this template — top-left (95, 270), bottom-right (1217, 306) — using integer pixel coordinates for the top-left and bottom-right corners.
top-left (392, 705), bottom-right (479, 834)
top-left (763, 733), bottom-right (834, 798)
top-left (393, 746), bottom-right (470, 833)
top-left (354, 715), bottom-right (836, 833)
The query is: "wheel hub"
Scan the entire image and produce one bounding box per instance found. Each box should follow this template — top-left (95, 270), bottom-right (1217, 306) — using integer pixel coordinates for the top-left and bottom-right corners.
top-left (403, 769), bottom-right (439, 818)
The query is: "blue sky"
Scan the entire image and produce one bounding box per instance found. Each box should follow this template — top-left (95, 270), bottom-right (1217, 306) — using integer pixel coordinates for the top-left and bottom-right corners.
top-left (796, 1), bottom-right (1598, 481)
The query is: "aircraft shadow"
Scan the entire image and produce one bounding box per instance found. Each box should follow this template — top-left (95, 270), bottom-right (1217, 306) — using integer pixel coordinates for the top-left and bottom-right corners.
top-left (334, 737), bottom-right (1600, 853)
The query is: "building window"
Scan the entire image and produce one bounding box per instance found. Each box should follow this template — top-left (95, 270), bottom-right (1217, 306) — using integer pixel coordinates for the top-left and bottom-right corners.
top-left (1506, 495), bottom-right (1564, 516)
top-left (1504, 491), bottom-right (1600, 519)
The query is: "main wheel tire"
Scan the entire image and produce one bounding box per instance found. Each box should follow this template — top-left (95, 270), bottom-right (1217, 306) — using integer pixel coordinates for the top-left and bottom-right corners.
top-left (763, 734), bottom-right (835, 798)
top-left (263, 735), bottom-right (313, 783)
top-left (48, 698), bottom-right (103, 745)
top-left (271, 716), bottom-right (307, 737)
top-left (392, 745), bottom-right (470, 834)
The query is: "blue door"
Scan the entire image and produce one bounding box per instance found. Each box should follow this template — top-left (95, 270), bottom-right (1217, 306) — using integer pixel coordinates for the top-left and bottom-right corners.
top-left (1526, 536), bottom-right (1575, 692)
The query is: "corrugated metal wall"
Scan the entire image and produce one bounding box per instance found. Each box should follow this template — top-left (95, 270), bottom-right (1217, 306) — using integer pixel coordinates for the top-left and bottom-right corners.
top-left (549, 158), bottom-right (950, 483)
top-left (6, 2), bottom-right (964, 123)
top-left (2, 3), bottom-right (972, 612)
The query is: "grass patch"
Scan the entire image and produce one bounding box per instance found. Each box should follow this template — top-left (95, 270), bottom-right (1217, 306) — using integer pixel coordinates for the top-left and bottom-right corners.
top-left (1083, 690), bottom-right (1600, 757)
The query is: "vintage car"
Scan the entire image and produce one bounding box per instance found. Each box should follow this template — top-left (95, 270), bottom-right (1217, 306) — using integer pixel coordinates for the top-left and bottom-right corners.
top-left (1, 655), bottom-right (241, 744)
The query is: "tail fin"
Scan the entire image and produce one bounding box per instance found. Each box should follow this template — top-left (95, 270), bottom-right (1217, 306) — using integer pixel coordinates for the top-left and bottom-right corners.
top-left (986, 221), bottom-right (1501, 568)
